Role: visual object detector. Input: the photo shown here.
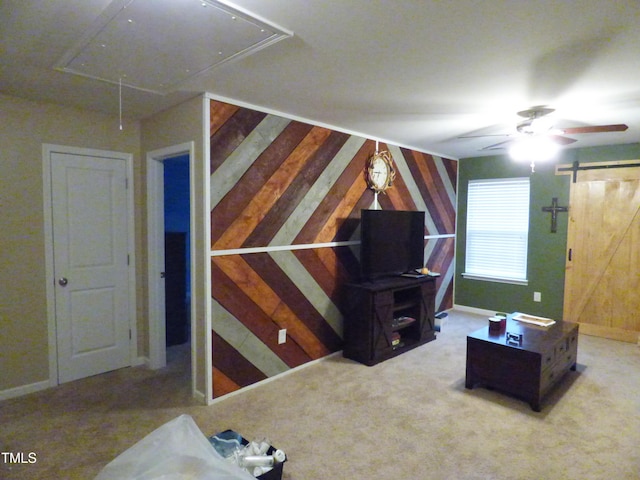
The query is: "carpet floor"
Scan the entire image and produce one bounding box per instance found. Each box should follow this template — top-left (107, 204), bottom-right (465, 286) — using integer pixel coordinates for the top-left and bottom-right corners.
top-left (1, 310), bottom-right (639, 479)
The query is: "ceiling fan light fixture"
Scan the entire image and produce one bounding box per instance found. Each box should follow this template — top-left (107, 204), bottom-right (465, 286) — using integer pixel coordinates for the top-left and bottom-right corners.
top-left (509, 135), bottom-right (560, 163)
top-left (517, 116), bottom-right (555, 135)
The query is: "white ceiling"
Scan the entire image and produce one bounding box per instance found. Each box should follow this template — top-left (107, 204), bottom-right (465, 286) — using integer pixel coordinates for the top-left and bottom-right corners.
top-left (2, 0), bottom-right (639, 159)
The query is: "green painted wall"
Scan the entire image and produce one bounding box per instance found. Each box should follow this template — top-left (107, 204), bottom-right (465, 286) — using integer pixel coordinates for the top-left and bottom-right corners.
top-left (455, 143), bottom-right (640, 319)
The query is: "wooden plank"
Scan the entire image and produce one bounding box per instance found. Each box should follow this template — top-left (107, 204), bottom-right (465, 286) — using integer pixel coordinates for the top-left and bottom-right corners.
top-left (312, 161), bottom-right (369, 243)
top-left (211, 120), bottom-right (313, 246)
top-left (403, 148), bottom-right (455, 234)
top-left (424, 156), bottom-right (453, 232)
top-left (425, 238), bottom-right (454, 273)
top-left (267, 135), bottom-right (367, 247)
top-left (210, 100), bottom-right (239, 137)
top-left (213, 254), bottom-right (331, 359)
top-left (384, 157), bottom-right (419, 212)
top-left (294, 139), bottom-right (371, 244)
top-left (213, 125), bottom-right (330, 250)
top-left (243, 253), bottom-right (343, 351)
top-left (564, 169), bottom-right (640, 337)
top-left (425, 237), bottom-right (455, 310)
top-left (243, 130), bottom-right (350, 247)
top-left (213, 367), bottom-right (241, 398)
top-left (211, 258), bottom-right (313, 367)
top-left (213, 334), bottom-right (266, 388)
top-left (213, 334), bottom-right (266, 385)
top-left (210, 107), bottom-right (267, 172)
top-left (293, 247), bottom-right (355, 303)
top-left (578, 322), bottom-right (639, 344)
top-left (441, 155), bottom-right (459, 193)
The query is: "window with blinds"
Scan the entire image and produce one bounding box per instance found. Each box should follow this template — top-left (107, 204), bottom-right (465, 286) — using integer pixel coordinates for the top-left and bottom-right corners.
top-left (463, 177), bottom-right (530, 284)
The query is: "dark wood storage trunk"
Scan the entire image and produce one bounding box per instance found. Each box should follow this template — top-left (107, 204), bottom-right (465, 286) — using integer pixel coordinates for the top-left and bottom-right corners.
top-left (465, 318), bottom-right (578, 411)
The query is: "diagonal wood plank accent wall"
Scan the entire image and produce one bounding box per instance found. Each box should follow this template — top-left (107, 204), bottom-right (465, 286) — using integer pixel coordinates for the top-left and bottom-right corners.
top-left (210, 99), bottom-right (457, 398)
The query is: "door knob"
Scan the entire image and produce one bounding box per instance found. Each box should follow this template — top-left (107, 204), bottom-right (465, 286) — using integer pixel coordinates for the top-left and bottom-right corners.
top-left (58, 277), bottom-right (68, 286)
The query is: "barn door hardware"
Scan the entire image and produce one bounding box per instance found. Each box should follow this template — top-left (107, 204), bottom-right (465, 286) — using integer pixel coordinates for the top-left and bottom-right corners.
top-left (558, 160), bottom-right (640, 183)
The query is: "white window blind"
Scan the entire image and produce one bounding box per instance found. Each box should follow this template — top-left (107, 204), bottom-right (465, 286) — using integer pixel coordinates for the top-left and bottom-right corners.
top-left (464, 177), bottom-right (530, 283)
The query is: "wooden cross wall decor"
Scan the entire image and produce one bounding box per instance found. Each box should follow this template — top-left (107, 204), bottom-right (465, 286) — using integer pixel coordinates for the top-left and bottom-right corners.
top-left (542, 197), bottom-right (568, 233)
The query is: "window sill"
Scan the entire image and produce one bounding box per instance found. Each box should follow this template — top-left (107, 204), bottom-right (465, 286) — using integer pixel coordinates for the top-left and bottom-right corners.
top-left (461, 273), bottom-right (528, 286)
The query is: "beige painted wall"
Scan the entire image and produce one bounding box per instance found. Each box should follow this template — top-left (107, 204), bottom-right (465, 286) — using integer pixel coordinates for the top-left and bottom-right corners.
top-left (140, 94), bottom-right (208, 399)
top-left (0, 94), bottom-right (143, 392)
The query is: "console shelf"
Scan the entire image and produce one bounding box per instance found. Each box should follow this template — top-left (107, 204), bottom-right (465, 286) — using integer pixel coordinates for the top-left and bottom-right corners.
top-left (343, 276), bottom-right (437, 366)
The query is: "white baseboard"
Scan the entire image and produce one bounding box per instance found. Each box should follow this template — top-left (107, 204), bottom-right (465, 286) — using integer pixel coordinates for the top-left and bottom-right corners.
top-left (0, 379), bottom-right (50, 401)
top-left (2, 357), bottom-right (147, 402)
top-left (452, 304), bottom-right (496, 317)
top-left (133, 356), bottom-right (147, 367)
top-left (193, 389), bottom-right (207, 405)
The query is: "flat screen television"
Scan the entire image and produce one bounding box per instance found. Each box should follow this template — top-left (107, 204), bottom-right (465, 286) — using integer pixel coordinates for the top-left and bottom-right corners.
top-left (360, 209), bottom-right (425, 280)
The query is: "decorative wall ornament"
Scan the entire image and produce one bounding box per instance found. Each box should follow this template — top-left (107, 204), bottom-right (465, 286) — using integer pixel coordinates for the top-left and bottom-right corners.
top-left (542, 197), bottom-right (568, 233)
top-left (365, 150), bottom-right (396, 193)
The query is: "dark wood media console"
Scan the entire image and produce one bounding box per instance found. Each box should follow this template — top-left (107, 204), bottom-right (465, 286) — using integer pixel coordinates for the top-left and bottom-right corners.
top-left (343, 276), bottom-right (437, 366)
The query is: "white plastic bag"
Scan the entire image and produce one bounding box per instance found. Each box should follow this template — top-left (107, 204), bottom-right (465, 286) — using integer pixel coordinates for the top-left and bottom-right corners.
top-left (94, 414), bottom-right (256, 480)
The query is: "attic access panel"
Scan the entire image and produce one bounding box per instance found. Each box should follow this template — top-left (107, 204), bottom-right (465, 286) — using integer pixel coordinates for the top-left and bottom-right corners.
top-left (55, 0), bottom-right (292, 94)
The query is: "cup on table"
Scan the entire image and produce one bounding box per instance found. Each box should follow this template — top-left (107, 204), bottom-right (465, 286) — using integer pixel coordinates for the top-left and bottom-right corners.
top-left (495, 312), bottom-right (507, 329)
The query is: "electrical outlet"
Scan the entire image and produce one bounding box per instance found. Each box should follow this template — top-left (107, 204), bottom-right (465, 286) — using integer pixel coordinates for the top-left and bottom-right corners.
top-left (533, 291), bottom-right (541, 302)
top-left (278, 329), bottom-right (287, 344)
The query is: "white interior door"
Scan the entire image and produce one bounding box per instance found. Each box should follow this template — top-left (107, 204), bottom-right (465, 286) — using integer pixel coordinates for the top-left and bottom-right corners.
top-left (51, 151), bottom-right (131, 383)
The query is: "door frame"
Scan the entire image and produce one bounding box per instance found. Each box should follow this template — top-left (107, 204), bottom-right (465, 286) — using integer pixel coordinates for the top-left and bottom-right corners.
top-left (146, 142), bottom-right (196, 370)
top-left (43, 144), bottom-right (137, 387)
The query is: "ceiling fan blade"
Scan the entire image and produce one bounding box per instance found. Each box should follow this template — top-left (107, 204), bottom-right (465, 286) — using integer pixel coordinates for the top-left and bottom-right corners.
top-left (481, 134), bottom-right (576, 151)
top-left (560, 124), bottom-right (628, 134)
top-left (481, 139), bottom-right (514, 150)
top-left (548, 135), bottom-right (578, 145)
top-left (458, 133), bottom-right (515, 139)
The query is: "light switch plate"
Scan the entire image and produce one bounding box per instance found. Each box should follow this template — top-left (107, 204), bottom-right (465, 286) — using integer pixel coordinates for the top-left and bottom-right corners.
top-left (278, 329), bottom-right (287, 344)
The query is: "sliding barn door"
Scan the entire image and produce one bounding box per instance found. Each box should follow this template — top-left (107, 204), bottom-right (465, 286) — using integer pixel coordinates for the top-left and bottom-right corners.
top-left (563, 166), bottom-right (640, 342)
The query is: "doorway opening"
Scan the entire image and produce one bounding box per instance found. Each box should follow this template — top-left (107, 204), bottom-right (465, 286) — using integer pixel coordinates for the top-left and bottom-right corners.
top-left (146, 143), bottom-right (195, 373)
top-left (163, 155), bottom-right (191, 365)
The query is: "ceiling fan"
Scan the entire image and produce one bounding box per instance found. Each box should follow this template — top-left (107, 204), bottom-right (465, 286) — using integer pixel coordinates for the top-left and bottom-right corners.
top-left (462, 106), bottom-right (628, 151)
